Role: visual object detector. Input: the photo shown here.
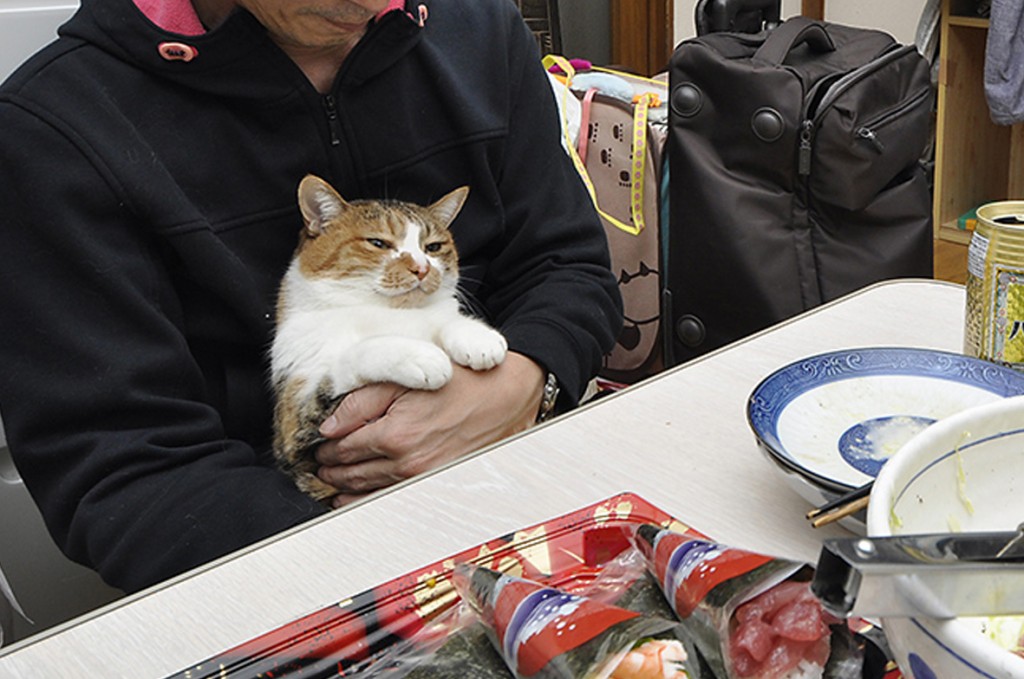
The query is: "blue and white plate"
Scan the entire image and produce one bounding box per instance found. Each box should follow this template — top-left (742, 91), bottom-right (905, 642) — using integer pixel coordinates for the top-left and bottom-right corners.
top-left (747, 347), bottom-right (1024, 496)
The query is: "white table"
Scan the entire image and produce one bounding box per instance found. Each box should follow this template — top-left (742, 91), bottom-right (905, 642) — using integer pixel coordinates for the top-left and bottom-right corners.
top-left (0, 279), bottom-right (966, 678)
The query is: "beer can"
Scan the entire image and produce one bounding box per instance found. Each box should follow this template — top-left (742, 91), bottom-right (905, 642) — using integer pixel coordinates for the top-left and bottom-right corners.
top-left (963, 201), bottom-right (1024, 370)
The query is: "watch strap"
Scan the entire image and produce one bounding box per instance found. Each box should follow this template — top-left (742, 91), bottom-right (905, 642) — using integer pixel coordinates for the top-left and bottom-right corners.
top-left (536, 371), bottom-right (560, 423)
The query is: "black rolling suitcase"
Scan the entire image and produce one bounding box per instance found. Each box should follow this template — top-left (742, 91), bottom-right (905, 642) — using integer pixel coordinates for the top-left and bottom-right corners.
top-left (694, 0), bottom-right (781, 35)
top-left (665, 11), bottom-right (934, 363)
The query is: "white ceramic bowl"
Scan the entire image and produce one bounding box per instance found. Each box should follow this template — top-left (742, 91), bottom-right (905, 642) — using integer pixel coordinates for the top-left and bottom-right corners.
top-left (748, 347), bottom-right (1024, 532)
top-left (866, 394), bottom-right (1024, 679)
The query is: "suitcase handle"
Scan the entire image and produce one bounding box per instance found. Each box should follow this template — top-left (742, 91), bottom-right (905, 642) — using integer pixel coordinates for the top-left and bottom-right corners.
top-left (752, 16), bottom-right (835, 66)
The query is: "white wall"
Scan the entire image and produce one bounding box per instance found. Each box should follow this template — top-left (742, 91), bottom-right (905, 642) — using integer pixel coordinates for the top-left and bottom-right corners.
top-left (0, 1), bottom-right (79, 82)
top-left (674, 0), bottom-right (927, 47)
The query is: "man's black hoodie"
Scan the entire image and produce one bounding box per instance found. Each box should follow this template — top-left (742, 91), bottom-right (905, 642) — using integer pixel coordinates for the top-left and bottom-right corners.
top-left (0, 0), bottom-right (622, 592)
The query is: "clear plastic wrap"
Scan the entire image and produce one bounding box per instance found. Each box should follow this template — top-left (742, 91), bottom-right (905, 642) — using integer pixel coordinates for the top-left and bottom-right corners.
top-left (633, 524), bottom-right (872, 679)
top-left (452, 562), bottom-right (694, 679)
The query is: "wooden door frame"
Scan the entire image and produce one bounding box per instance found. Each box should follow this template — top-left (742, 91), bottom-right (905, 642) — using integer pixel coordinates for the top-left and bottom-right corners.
top-left (610, 0), bottom-right (673, 76)
top-left (802, 0), bottom-right (824, 20)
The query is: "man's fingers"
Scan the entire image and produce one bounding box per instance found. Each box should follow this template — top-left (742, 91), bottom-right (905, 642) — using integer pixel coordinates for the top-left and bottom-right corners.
top-left (319, 383), bottom-right (406, 438)
top-left (314, 435), bottom-right (383, 465)
top-left (331, 492), bottom-right (374, 509)
top-left (318, 456), bottom-right (400, 495)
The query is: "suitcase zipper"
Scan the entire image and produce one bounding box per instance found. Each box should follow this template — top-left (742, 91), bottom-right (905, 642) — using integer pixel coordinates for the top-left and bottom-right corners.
top-left (855, 127), bottom-right (885, 153)
top-left (854, 87), bottom-right (931, 154)
top-left (811, 44), bottom-right (913, 120)
top-left (798, 44), bottom-right (919, 175)
top-left (799, 120), bottom-right (814, 175)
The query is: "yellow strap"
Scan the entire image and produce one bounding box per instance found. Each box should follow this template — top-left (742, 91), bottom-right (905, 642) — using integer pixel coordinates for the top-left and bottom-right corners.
top-left (542, 54), bottom-right (648, 236)
top-left (629, 92), bottom-right (656, 235)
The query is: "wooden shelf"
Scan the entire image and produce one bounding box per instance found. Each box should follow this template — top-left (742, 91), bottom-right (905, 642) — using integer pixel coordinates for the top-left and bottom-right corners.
top-left (946, 15), bottom-right (989, 28)
top-left (937, 223), bottom-right (973, 245)
top-left (933, 0), bottom-right (1024, 245)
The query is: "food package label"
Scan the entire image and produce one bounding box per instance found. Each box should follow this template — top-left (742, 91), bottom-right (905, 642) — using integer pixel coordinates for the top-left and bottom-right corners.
top-left (491, 576), bottom-right (640, 676)
top-left (651, 532), bottom-right (772, 618)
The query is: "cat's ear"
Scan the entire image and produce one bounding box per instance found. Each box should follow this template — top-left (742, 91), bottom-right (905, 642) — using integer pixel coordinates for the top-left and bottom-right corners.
top-left (428, 186), bottom-right (469, 229)
top-left (297, 175), bottom-right (350, 237)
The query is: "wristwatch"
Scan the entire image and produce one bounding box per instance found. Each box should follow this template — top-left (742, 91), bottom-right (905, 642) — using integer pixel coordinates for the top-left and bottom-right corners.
top-left (536, 371), bottom-right (560, 423)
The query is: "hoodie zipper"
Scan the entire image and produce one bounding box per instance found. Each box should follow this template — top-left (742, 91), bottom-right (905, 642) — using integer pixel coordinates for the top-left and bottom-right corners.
top-left (318, 11), bottom-right (401, 148)
top-left (317, 7), bottom-right (424, 149)
top-left (322, 94), bottom-right (342, 146)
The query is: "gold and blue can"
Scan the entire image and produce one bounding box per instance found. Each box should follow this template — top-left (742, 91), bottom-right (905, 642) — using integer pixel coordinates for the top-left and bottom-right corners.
top-left (964, 201), bottom-right (1024, 370)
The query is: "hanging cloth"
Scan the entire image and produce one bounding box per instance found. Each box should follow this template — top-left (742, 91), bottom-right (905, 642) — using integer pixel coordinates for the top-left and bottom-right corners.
top-left (985, 0), bottom-right (1024, 124)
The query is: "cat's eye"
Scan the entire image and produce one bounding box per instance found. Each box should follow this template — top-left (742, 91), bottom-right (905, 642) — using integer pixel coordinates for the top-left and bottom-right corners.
top-left (366, 238), bottom-right (390, 249)
top-left (425, 242), bottom-right (444, 253)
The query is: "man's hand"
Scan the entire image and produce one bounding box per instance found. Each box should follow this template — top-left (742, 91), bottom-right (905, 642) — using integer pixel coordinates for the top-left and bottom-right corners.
top-left (315, 352), bottom-right (545, 507)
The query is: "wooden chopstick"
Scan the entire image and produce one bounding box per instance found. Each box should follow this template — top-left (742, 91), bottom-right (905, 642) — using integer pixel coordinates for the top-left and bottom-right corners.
top-left (810, 494), bottom-right (871, 528)
top-left (806, 481), bottom-right (872, 526)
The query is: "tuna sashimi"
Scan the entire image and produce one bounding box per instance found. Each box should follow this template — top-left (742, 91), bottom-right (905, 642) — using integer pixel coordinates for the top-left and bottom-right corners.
top-left (729, 581), bottom-right (832, 678)
top-left (633, 525), bottom-right (835, 679)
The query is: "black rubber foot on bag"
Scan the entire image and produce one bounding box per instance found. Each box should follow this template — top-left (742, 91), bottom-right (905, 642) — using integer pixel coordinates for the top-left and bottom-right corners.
top-left (676, 315), bottom-right (706, 348)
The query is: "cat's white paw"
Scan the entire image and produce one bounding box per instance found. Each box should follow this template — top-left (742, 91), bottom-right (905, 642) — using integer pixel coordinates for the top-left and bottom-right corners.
top-left (442, 322), bottom-right (508, 371)
top-left (335, 338), bottom-right (454, 392)
top-left (389, 343), bottom-right (453, 390)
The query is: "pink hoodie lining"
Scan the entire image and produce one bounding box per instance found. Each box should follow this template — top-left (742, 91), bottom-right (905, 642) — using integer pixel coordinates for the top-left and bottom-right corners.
top-left (376, 0), bottom-right (407, 19)
top-left (134, 0), bottom-right (206, 36)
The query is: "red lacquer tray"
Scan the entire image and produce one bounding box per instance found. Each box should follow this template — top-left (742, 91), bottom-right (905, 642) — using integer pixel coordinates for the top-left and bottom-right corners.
top-left (166, 492), bottom-right (900, 679)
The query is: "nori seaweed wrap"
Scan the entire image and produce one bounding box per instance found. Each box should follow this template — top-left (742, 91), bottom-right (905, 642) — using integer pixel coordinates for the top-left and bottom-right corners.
top-left (400, 619), bottom-right (513, 678)
top-left (452, 563), bottom-right (693, 678)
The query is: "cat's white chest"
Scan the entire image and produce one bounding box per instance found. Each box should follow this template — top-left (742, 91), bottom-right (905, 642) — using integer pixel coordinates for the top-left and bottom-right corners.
top-left (271, 254), bottom-right (506, 399)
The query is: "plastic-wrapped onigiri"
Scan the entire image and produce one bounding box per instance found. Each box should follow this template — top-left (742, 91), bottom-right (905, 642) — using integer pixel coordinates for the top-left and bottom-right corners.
top-left (633, 525), bottom-right (836, 679)
top-left (452, 563), bottom-right (693, 678)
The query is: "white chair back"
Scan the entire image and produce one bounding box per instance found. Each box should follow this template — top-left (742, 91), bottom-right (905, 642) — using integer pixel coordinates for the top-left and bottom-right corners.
top-left (0, 4), bottom-right (121, 647)
top-left (0, 2), bottom-right (80, 83)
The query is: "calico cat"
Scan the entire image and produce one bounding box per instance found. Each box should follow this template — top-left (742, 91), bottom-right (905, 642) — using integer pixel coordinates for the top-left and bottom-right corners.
top-left (271, 175), bottom-right (508, 501)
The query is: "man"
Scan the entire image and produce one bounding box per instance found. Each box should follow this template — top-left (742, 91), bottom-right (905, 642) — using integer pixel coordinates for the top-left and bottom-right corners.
top-left (0, 0), bottom-right (622, 593)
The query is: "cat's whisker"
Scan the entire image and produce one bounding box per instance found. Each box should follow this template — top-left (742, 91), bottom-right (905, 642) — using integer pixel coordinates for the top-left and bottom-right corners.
top-left (453, 288), bottom-right (488, 317)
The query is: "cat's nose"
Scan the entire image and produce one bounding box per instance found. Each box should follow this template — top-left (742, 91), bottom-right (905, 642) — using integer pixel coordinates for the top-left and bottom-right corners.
top-left (398, 251), bottom-right (430, 279)
top-left (410, 260), bottom-right (430, 280)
